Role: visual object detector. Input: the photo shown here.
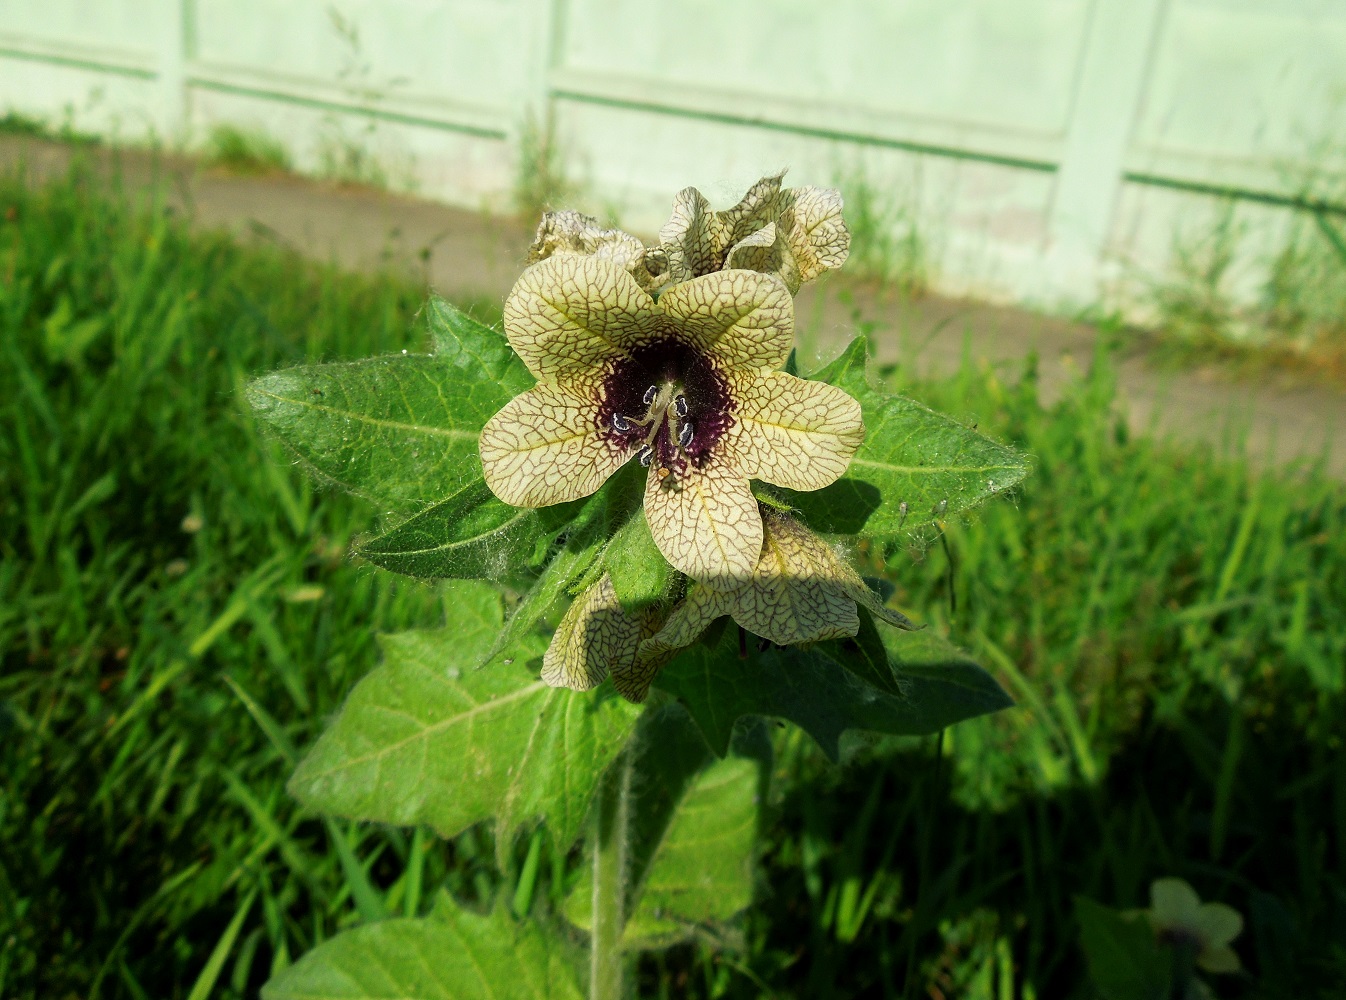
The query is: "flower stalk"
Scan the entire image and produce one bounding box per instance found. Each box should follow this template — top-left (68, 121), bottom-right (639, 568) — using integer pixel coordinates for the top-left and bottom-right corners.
top-left (589, 747), bottom-right (634, 1000)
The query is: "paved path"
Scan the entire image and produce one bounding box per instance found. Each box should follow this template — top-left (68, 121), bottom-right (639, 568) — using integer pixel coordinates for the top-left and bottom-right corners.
top-left (6, 135), bottom-right (1343, 477)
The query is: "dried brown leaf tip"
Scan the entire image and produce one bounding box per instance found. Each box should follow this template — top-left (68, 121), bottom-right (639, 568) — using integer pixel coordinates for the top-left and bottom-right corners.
top-left (650, 173), bottom-right (850, 294)
top-left (479, 255), bottom-right (863, 588)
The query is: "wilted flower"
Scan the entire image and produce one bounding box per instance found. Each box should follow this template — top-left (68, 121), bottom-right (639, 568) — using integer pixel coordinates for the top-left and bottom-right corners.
top-left (528, 209), bottom-right (662, 292)
top-left (1145, 878), bottom-right (1243, 974)
top-left (651, 172), bottom-right (850, 293)
top-left (479, 254), bottom-right (863, 586)
top-left (608, 511), bottom-right (916, 702)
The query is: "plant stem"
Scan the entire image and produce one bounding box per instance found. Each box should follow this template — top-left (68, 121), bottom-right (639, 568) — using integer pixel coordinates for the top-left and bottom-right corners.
top-left (590, 748), bottom-right (633, 1000)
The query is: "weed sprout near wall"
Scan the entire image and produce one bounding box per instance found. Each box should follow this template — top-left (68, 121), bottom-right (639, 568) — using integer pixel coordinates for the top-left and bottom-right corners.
top-left (245, 174), bottom-right (1027, 998)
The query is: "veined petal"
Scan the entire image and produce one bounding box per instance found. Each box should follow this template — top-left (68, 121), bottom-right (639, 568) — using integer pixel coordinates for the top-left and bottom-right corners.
top-left (657, 186), bottom-right (726, 285)
top-left (657, 270), bottom-right (793, 373)
top-left (731, 371), bottom-right (864, 490)
top-left (782, 186), bottom-right (850, 283)
top-left (541, 574), bottom-right (643, 692)
top-left (727, 513), bottom-right (860, 645)
top-left (503, 255), bottom-right (660, 383)
top-left (614, 587), bottom-right (730, 703)
top-left (725, 223), bottom-right (803, 294)
top-left (718, 173), bottom-right (785, 243)
top-left (644, 459), bottom-right (762, 588)
top-left (480, 383), bottom-right (629, 507)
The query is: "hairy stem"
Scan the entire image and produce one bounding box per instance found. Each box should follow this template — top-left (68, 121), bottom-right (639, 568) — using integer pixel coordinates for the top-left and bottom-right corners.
top-left (590, 748), bottom-right (633, 1000)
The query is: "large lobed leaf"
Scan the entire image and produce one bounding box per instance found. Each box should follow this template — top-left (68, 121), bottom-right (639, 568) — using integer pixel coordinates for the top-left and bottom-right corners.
top-left (288, 582), bottom-right (640, 856)
top-left (564, 706), bottom-right (760, 950)
top-left (655, 621), bottom-right (1012, 760)
top-left (263, 893), bottom-right (583, 1000)
top-left (245, 297), bottom-right (530, 512)
top-left (779, 337), bottom-right (1030, 538)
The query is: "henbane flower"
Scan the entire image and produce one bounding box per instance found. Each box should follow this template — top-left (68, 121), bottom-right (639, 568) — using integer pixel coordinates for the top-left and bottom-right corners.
top-left (651, 172), bottom-right (850, 293)
top-left (609, 510), bottom-right (916, 701)
top-left (539, 511), bottom-right (918, 703)
top-left (479, 254), bottom-right (864, 586)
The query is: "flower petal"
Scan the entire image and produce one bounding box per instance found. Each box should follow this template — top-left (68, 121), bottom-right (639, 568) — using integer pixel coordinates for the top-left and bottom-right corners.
top-left (644, 460), bottom-right (762, 588)
top-left (718, 173), bottom-right (785, 244)
top-left (727, 512), bottom-right (860, 645)
top-left (1194, 903), bottom-right (1244, 950)
top-left (782, 186), bottom-right (851, 283)
top-left (503, 255), bottom-right (660, 383)
top-left (541, 574), bottom-right (643, 692)
top-left (657, 269), bottom-right (793, 373)
top-left (730, 371), bottom-right (864, 490)
top-left (1150, 878), bottom-right (1203, 929)
top-left (480, 383), bottom-right (630, 507)
top-left (614, 587), bottom-right (730, 702)
top-left (1196, 945), bottom-right (1241, 975)
top-left (656, 186), bottom-right (726, 285)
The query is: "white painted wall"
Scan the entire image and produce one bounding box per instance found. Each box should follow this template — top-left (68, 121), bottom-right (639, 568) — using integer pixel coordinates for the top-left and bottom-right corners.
top-left (2, 0), bottom-right (1344, 319)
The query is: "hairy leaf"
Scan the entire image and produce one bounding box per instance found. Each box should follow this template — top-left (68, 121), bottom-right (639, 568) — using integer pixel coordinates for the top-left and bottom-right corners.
top-left (246, 355), bottom-right (496, 509)
top-left (603, 509), bottom-right (673, 613)
top-left (288, 582), bottom-right (640, 857)
top-left (656, 624), bottom-right (1012, 760)
top-left (247, 297), bottom-right (529, 510)
top-left (780, 337), bottom-right (1030, 537)
top-left (424, 295), bottom-right (534, 398)
top-left (565, 706), bottom-right (759, 949)
top-left (263, 894), bottom-right (582, 1000)
top-left (356, 479), bottom-right (574, 581)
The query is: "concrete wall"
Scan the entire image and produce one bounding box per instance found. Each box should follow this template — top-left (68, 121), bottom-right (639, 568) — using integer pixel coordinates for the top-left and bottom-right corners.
top-left (3, 0), bottom-right (1344, 318)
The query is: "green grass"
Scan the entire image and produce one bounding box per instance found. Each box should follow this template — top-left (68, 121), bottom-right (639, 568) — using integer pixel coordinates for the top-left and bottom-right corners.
top-left (2, 160), bottom-right (1344, 1000)
top-left (203, 125), bottom-right (292, 176)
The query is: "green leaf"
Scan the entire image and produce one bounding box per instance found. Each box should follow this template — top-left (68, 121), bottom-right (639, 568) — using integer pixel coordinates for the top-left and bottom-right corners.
top-left (565, 706), bottom-right (759, 950)
top-left (288, 582), bottom-right (641, 857)
top-left (655, 624), bottom-right (1012, 760)
top-left (262, 894), bottom-right (582, 1000)
top-left (603, 510), bottom-right (673, 613)
top-left (1075, 896), bottom-right (1172, 1000)
top-left (486, 464), bottom-right (645, 664)
top-left (782, 337), bottom-right (1030, 538)
top-left (356, 479), bottom-right (574, 581)
top-left (246, 354), bottom-right (505, 509)
top-left (424, 295), bottom-right (534, 399)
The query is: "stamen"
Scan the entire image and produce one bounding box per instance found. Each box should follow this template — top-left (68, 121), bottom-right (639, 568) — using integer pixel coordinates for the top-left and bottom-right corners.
top-left (612, 413), bottom-right (632, 433)
top-left (638, 445), bottom-right (653, 467)
top-left (643, 385), bottom-right (659, 406)
top-left (678, 421), bottom-right (694, 448)
top-left (673, 395), bottom-right (688, 418)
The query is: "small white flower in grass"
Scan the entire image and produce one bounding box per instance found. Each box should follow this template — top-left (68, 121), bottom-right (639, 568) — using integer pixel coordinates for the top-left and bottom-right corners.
top-left (1146, 877), bottom-right (1243, 975)
top-left (479, 255), bottom-right (864, 588)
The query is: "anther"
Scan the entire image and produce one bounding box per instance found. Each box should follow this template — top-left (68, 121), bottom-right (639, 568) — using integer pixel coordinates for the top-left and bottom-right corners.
top-left (638, 445), bottom-right (653, 467)
top-left (673, 395), bottom-right (688, 418)
top-left (678, 421), bottom-right (694, 449)
top-left (611, 413), bottom-right (632, 433)
top-left (643, 385), bottom-right (659, 406)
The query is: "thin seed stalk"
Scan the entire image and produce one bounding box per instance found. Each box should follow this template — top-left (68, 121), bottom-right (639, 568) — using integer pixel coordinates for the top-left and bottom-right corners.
top-left (590, 748), bottom-right (633, 1000)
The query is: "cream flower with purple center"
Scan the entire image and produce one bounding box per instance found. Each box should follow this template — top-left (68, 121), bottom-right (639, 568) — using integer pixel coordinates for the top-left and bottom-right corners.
top-left (478, 253), bottom-right (864, 586)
